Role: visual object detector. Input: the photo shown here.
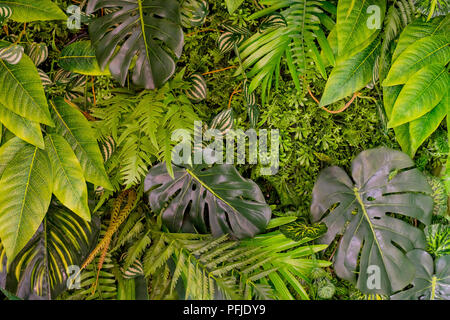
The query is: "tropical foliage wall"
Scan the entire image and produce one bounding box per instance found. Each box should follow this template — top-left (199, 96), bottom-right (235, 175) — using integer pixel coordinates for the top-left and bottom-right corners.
top-left (0, 0), bottom-right (448, 300)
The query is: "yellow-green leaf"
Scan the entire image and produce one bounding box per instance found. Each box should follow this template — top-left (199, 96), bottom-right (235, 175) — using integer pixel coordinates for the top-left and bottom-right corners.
top-left (0, 101), bottom-right (44, 148)
top-left (49, 98), bottom-right (112, 190)
top-left (388, 63), bottom-right (448, 128)
top-left (45, 134), bottom-right (90, 221)
top-left (0, 0), bottom-right (67, 22)
top-left (0, 144), bottom-right (53, 264)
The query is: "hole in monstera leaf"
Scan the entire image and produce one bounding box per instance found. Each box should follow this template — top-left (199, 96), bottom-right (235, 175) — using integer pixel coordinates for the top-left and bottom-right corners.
top-left (367, 196), bottom-right (376, 201)
top-left (391, 240), bottom-right (407, 255)
top-left (373, 216), bottom-right (381, 220)
top-left (191, 183), bottom-right (197, 191)
top-left (204, 203), bottom-right (210, 231)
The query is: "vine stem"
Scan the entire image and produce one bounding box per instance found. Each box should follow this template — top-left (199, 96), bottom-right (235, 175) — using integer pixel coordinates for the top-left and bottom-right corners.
top-left (202, 65), bottom-right (237, 76)
top-left (308, 86), bottom-right (361, 114)
top-left (228, 83), bottom-right (242, 109)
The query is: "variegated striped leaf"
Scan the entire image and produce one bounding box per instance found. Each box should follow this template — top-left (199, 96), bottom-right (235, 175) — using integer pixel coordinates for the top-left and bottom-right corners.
top-left (217, 25), bottom-right (250, 54)
top-left (99, 136), bottom-right (116, 163)
top-left (181, 0), bottom-right (208, 28)
top-left (247, 104), bottom-right (259, 128)
top-left (38, 68), bottom-right (52, 86)
top-left (259, 13), bottom-right (287, 33)
top-left (243, 79), bottom-right (256, 106)
top-left (26, 42), bottom-right (48, 66)
top-left (121, 258), bottom-right (144, 279)
top-left (0, 44), bottom-right (24, 65)
top-left (186, 73), bottom-right (207, 102)
top-left (0, 4), bottom-right (12, 24)
top-left (210, 108), bottom-right (234, 135)
top-left (53, 68), bottom-right (76, 84)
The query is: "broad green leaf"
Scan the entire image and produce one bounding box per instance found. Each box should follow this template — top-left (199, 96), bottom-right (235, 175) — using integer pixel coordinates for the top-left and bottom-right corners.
top-left (49, 98), bottom-right (112, 190)
top-left (383, 85), bottom-right (414, 156)
top-left (336, 0), bottom-right (386, 56)
top-left (45, 134), bottom-right (90, 221)
top-left (320, 37), bottom-right (380, 107)
top-left (87, 0), bottom-right (184, 89)
top-left (383, 35), bottom-right (450, 86)
top-left (409, 93), bottom-right (447, 155)
top-left (225, 0), bottom-right (245, 14)
top-left (58, 41), bottom-right (110, 76)
top-left (311, 148), bottom-right (433, 295)
top-left (388, 63), bottom-right (448, 128)
top-left (392, 15), bottom-right (449, 62)
top-left (0, 136), bottom-right (26, 177)
top-left (0, 41), bottom-right (53, 126)
top-left (391, 250), bottom-right (450, 300)
top-left (0, 144), bottom-right (53, 264)
top-left (0, 206), bottom-right (99, 299)
top-left (144, 163), bottom-right (271, 239)
top-left (0, 0), bottom-right (67, 22)
top-left (0, 102), bottom-right (44, 148)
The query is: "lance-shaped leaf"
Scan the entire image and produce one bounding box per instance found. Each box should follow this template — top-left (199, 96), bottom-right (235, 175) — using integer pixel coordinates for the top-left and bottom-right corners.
top-left (58, 41), bottom-right (110, 76)
top-left (0, 102), bottom-right (44, 148)
top-left (383, 35), bottom-right (450, 86)
top-left (0, 136), bottom-right (26, 178)
top-left (336, 0), bottom-right (386, 56)
top-left (0, 206), bottom-right (99, 299)
top-left (86, 0), bottom-right (184, 89)
top-left (0, 144), bottom-right (53, 264)
top-left (392, 15), bottom-right (449, 62)
top-left (391, 250), bottom-right (450, 300)
top-left (320, 37), bottom-right (380, 107)
top-left (408, 93), bottom-right (448, 154)
top-left (388, 63), bottom-right (448, 128)
top-left (144, 163), bottom-right (271, 239)
top-left (0, 41), bottom-right (53, 126)
top-left (49, 98), bottom-right (112, 190)
top-left (45, 134), bottom-right (90, 221)
top-left (0, 0), bottom-right (67, 22)
top-left (311, 148), bottom-right (433, 295)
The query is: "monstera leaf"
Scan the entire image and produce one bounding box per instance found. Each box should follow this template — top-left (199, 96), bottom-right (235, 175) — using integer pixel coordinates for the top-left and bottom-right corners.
top-left (391, 249), bottom-right (450, 300)
top-left (311, 148), bottom-right (434, 295)
top-left (144, 163), bottom-right (271, 239)
top-left (86, 0), bottom-right (184, 89)
top-left (0, 205), bottom-right (99, 299)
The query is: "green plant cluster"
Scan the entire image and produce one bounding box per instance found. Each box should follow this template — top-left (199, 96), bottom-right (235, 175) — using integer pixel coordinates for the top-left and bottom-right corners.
top-left (0, 0), bottom-right (448, 301)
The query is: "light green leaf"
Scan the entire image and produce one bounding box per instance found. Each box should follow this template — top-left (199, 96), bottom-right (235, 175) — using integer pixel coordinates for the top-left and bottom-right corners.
top-left (384, 35), bottom-right (450, 86)
top-left (336, 0), bottom-right (386, 56)
top-left (45, 134), bottom-right (90, 221)
top-left (0, 144), bottom-right (52, 263)
top-left (58, 41), bottom-right (110, 76)
top-left (392, 15), bottom-right (449, 62)
top-left (0, 0), bottom-right (67, 22)
top-left (320, 37), bottom-right (380, 107)
top-left (0, 41), bottom-right (53, 126)
top-left (49, 98), bottom-right (112, 190)
top-left (0, 136), bottom-right (26, 178)
top-left (225, 0), bottom-right (245, 14)
top-left (409, 93), bottom-right (448, 155)
top-left (0, 101), bottom-right (44, 148)
top-left (388, 63), bottom-right (448, 128)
